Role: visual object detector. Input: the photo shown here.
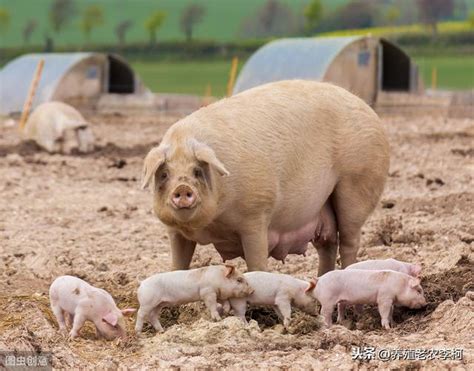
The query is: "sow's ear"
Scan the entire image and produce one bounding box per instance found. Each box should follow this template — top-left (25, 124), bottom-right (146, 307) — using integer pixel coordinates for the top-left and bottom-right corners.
top-left (141, 146), bottom-right (168, 189)
top-left (191, 139), bottom-right (229, 177)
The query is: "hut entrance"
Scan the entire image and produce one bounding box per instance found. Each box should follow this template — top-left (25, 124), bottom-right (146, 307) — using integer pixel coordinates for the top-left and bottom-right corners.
top-left (380, 40), bottom-right (410, 92)
top-left (108, 55), bottom-right (134, 94)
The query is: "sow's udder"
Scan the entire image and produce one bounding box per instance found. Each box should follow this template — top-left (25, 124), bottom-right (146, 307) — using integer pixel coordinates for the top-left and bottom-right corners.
top-left (213, 211), bottom-right (337, 262)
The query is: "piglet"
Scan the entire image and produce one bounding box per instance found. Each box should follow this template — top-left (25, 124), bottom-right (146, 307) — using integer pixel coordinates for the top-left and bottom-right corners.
top-left (314, 269), bottom-right (426, 329)
top-left (229, 272), bottom-right (318, 328)
top-left (346, 258), bottom-right (422, 277)
top-left (49, 275), bottom-right (135, 339)
top-left (340, 258), bottom-right (422, 318)
top-left (135, 264), bottom-right (253, 333)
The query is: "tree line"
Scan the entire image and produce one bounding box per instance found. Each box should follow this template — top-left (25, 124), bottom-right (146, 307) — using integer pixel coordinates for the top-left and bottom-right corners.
top-left (0, 0), bottom-right (472, 48)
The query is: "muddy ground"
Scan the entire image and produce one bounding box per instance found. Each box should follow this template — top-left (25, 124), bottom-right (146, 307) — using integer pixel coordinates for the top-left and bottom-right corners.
top-left (0, 111), bottom-right (473, 369)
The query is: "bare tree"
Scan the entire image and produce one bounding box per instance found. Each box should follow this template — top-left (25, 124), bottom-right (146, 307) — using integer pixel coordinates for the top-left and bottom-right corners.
top-left (180, 3), bottom-right (206, 42)
top-left (239, 0), bottom-right (296, 38)
top-left (115, 20), bottom-right (133, 47)
top-left (416, 0), bottom-right (455, 37)
top-left (23, 19), bottom-right (38, 45)
top-left (49, 0), bottom-right (76, 34)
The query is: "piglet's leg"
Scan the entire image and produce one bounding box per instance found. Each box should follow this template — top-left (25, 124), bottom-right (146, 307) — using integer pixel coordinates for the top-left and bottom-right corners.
top-left (320, 303), bottom-right (335, 328)
top-left (201, 289), bottom-right (221, 321)
top-left (217, 300), bottom-right (230, 314)
top-left (148, 306), bottom-right (164, 333)
top-left (274, 306), bottom-right (284, 322)
top-left (229, 298), bottom-right (248, 324)
top-left (69, 313), bottom-right (86, 339)
top-left (377, 299), bottom-right (393, 330)
top-left (275, 297), bottom-right (292, 328)
top-left (135, 307), bottom-right (149, 333)
top-left (337, 303), bottom-right (346, 324)
top-left (51, 305), bottom-right (66, 331)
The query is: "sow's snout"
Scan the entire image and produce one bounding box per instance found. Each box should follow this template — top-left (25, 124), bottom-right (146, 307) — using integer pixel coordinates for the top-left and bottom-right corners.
top-left (171, 184), bottom-right (197, 209)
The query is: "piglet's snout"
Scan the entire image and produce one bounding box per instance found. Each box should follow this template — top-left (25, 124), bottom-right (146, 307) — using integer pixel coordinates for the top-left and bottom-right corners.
top-left (172, 184), bottom-right (197, 209)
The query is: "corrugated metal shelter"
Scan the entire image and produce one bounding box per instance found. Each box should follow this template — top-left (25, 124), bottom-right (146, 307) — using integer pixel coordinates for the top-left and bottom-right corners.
top-left (0, 53), bottom-right (148, 115)
top-left (233, 36), bottom-right (422, 105)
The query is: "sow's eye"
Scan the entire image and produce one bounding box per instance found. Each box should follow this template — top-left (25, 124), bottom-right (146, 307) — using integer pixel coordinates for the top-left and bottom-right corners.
top-left (159, 171), bottom-right (168, 181)
top-left (193, 167), bottom-right (203, 178)
top-left (236, 278), bottom-right (244, 283)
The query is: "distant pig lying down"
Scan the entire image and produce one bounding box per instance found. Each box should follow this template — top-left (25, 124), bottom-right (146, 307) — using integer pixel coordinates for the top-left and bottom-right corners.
top-left (315, 270), bottom-right (427, 330)
top-left (228, 272), bottom-right (318, 328)
top-left (135, 265), bottom-right (254, 334)
top-left (23, 101), bottom-right (95, 154)
top-left (49, 276), bottom-right (135, 340)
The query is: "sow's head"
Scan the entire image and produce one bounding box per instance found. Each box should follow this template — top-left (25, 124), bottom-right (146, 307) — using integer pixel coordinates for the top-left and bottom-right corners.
top-left (142, 137), bottom-right (229, 228)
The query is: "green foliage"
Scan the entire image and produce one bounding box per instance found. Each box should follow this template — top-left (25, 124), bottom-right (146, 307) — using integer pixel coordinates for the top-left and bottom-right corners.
top-left (319, 21), bottom-right (473, 37)
top-left (0, 7), bottom-right (11, 35)
top-left (385, 6), bottom-right (401, 25)
top-left (49, 0), bottom-right (76, 34)
top-left (144, 11), bottom-right (166, 44)
top-left (469, 11), bottom-right (474, 28)
top-left (80, 5), bottom-right (104, 40)
top-left (304, 0), bottom-right (323, 30)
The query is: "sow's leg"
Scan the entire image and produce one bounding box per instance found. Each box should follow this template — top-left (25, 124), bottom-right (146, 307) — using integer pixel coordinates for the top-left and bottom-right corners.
top-left (332, 172), bottom-right (386, 269)
top-left (169, 230), bottom-right (197, 270)
top-left (312, 200), bottom-right (338, 276)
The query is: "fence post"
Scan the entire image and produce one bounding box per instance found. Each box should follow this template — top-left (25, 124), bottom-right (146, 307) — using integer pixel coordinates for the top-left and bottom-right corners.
top-left (19, 58), bottom-right (44, 132)
top-left (431, 67), bottom-right (437, 90)
top-left (226, 57), bottom-right (239, 97)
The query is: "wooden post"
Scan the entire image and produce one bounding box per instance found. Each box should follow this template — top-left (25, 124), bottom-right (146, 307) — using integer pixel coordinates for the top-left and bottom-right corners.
top-left (431, 67), bottom-right (437, 90)
top-left (201, 83), bottom-right (212, 107)
top-left (226, 57), bottom-right (239, 97)
top-left (19, 58), bottom-right (44, 131)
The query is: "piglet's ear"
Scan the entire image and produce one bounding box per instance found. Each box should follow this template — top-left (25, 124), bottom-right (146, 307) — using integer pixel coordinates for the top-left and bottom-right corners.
top-left (411, 264), bottom-right (422, 277)
top-left (224, 264), bottom-right (235, 278)
top-left (191, 139), bottom-right (229, 177)
top-left (409, 278), bottom-right (420, 288)
top-left (121, 308), bottom-right (136, 316)
top-left (103, 312), bottom-right (118, 326)
top-left (305, 279), bottom-right (317, 294)
top-left (141, 145), bottom-right (168, 189)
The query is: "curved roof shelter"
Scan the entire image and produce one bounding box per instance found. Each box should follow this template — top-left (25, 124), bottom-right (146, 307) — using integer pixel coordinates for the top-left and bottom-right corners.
top-left (233, 36), bottom-right (421, 105)
top-left (0, 53), bottom-right (148, 115)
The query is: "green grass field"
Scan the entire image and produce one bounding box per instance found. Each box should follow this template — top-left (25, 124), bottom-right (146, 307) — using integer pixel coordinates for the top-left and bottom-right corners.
top-left (131, 54), bottom-right (474, 96)
top-left (131, 59), bottom-right (243, 97)
top-left (0, 0), bottom-right (349, 48)
top-left (414, 55), bottom-right (474, 90)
